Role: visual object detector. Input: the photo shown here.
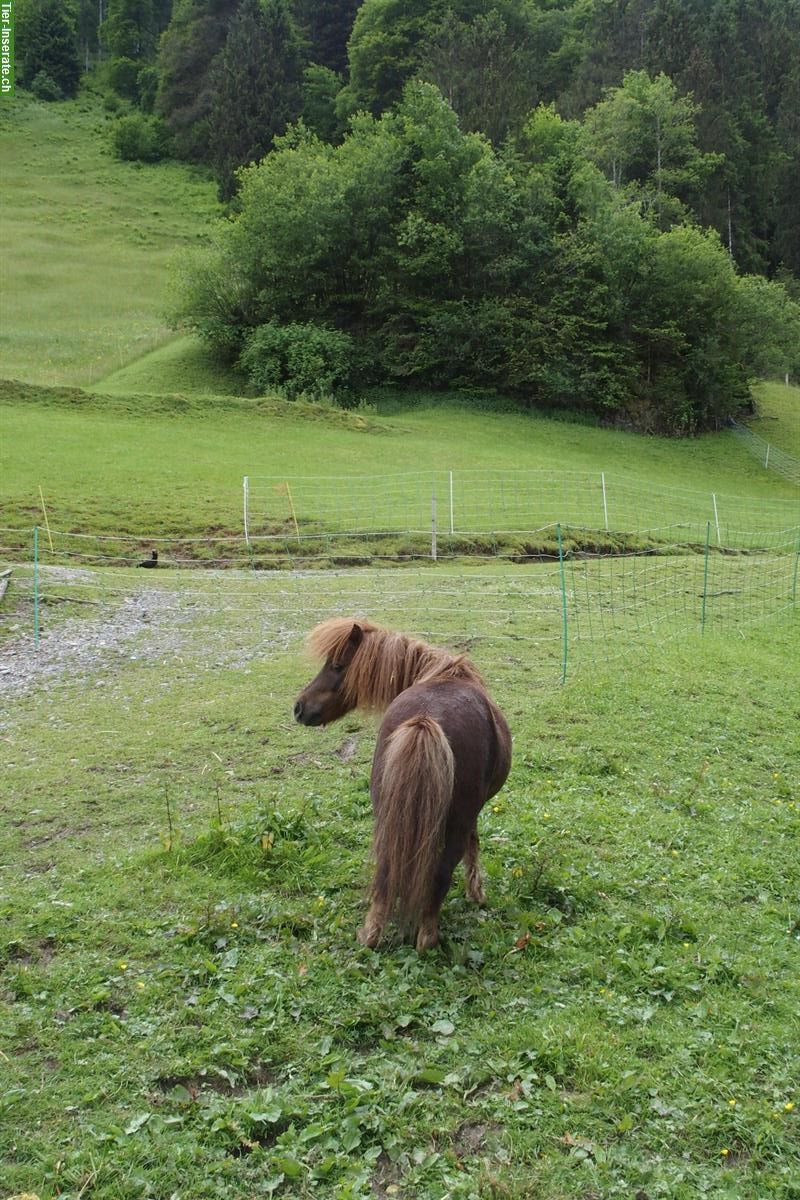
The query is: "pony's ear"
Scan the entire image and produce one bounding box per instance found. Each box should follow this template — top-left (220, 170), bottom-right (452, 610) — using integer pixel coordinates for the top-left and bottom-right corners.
top-left (348, 623), bottom-right (364, 648)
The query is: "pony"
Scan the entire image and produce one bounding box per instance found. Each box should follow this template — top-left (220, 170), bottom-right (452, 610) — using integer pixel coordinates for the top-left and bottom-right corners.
top-left (293, 619), bottom-right (511, 951)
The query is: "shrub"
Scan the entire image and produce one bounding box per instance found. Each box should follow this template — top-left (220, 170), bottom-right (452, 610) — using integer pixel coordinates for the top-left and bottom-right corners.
top-left (106, 56), bottom-right (140, 101)
top-left (137, 66), bottom-right (159, 114)
top-left (240, 322), bottom-right (355, 399)
top-left (30, 70), bottom-right (64, 102)
top-left (111, 114), bottom-right (171, 163)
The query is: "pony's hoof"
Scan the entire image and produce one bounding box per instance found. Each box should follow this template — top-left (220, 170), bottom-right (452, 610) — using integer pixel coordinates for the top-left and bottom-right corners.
top-left (415, 924), bottom-right (440, 952)
top-left (357, 923), bottom-right (381, 948)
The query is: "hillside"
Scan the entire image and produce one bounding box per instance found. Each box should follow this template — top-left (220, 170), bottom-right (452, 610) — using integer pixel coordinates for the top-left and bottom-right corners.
top-left (0, 93), bottom-right (219, 387)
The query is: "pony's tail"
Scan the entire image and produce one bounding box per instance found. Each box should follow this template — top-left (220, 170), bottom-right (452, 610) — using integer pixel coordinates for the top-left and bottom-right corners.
top-left (372, 715), bottom-right (455, 935)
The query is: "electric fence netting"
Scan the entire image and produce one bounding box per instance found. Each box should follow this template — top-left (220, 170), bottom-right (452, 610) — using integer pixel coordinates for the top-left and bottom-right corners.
top-left (2, 517), bottom-right (797, 692)
top-left (244, 468), bottom-right (800, 547)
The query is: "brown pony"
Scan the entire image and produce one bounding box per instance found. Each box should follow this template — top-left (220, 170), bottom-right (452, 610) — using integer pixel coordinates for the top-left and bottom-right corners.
top-left (293, 619), bottom-right (512, 951)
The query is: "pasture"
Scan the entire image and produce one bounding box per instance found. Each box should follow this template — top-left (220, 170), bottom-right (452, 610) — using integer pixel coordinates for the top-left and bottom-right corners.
top-left (1, 563), bottom-right (799, 1199)
top-left (2, 91), bottom-right (799, 1200)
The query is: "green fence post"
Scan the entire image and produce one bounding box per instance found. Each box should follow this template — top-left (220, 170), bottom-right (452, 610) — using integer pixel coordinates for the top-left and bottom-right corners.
top-left (701, 520), bottom-right (711, 633)
top-left (33, 525), bottom-right (40, 647)
top-left (557, 522), bottom-right (568, 683)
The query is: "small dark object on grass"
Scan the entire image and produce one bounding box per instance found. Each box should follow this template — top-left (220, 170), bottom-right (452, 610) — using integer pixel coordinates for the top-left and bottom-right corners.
top-left (138, 551), bottom-right (158, 568)
top-left (294, 619), bottom-right (512, 951)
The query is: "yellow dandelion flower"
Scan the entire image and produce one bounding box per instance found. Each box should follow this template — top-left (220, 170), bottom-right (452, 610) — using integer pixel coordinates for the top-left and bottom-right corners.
top-left (720, 1148), bottom-right (729, 1157)
top-left (785, 1102), bottom-right (794, 1112)
top-left (728, 1099), bottom-right (737, 1107)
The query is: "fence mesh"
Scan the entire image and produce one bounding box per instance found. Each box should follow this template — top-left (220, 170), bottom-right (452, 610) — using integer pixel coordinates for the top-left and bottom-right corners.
top-left (245, 467), bottom-right (799, 548)
top-left (2, 524), bottom-right (797, 691)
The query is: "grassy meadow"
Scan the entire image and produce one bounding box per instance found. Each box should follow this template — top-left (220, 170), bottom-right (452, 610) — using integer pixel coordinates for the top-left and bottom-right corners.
top-left (1, 90), bottom-right (800, 1200)
top-left (0, 94), bottom-right (218, 387)
top-left (1, 585), bottom-right (799, 1199)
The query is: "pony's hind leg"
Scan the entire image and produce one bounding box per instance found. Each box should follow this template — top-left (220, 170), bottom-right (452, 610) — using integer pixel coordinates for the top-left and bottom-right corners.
top-left (415, 828), bottom-right (472, 951)
top-left (464, 827), bottom-right (486, 904)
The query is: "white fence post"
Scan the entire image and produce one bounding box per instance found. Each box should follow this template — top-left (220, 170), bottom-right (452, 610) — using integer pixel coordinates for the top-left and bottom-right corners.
top-left (431, 494), bottom-right (438, 562)
top-left (449, 470), bottom-right (455, 535)
top-left (712, 493), bottom-right (721, 546)
top-left (601, 472), bottom-right (609, 531)
top-left (243, 476), bottom-right (250, 548)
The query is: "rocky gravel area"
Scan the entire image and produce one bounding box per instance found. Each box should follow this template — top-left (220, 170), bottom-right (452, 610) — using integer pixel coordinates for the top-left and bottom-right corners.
top-left (0, 568), bottom-right (302, 708)
top-left (0, 586), bottom-right (194, 702)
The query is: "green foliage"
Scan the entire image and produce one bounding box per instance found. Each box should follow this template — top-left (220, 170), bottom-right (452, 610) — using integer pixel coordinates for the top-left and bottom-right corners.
top-left (29, 68), bottom-right (65, 101)
top-left (415, 2), bottom-right (539, 144)
top-left (582, 70), bottom-right (723, 227)
top-left (100, 0), bottom-right (161, 60)
top-left (293, 0), bottom-right (361, 74)
top-left (137, 64), bottom-right (160, 112)
top-left (239, 321), bottom-right (355, 398)
top-left (111, 112), bottom-right (171, 162)
top-left (302, 64), bottom-right (343, 142)
top-left (105, 54), bottom-right (142, 100)
top-left (17, 0), bottom-right (81, 97)
top-left (173, 81), bottom-right (800, 432)
top-left (155, 0), bottom-right (239, 162)
top-left (208, 0), bottom-right (304, 201)
top-left (339, 0), bottom-right (447, 117)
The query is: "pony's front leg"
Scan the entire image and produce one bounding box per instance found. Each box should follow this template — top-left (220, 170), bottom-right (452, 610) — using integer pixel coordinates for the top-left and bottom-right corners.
top-left (357, 898), bottom-right (387, 947)
top-left (463, 827), bottom-right (486, 905)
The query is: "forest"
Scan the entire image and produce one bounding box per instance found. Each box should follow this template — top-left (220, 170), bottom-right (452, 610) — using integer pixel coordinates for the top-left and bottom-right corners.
top-left (14, 0), bottom-right (800, 431)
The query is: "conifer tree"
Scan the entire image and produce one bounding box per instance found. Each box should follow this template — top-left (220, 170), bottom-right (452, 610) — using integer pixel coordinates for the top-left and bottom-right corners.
top-left (208, 0), bottom-right (303, 201)
top-left (293, 0), bottom-right (360, 75)
top-left (155, 0), bottom-right (239, 161)
top-left (18, 0), bottom-right (82, 96)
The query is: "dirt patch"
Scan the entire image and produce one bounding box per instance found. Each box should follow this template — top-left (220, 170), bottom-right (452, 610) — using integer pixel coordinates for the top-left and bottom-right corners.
top-left (452, 1120), bottom-right (501, 1159)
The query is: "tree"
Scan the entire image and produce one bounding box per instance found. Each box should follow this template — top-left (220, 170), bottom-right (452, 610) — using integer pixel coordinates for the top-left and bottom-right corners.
top-left (17, 0), bottom-right (82, 97)
top-left (416, 6), bottom-right (538, 144)
top-left (208, 0), bottom-right (303, 201)
top-left (338, 0), bottom-right (448, 117)
top-left (101, 0), bottom-right (160, 59)
top-left (582, 70), bottom-right (721, 226)
top-left (155, 0), bottom-right (239, 162)
top-left (292, 0), bottom-right (360, 74)
top-left (302, 64), bottom-right (343, 142)
top-left (171, 81), bottom-right (800, 431)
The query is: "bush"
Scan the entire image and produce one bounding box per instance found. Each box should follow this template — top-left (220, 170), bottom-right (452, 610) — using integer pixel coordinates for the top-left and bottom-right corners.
top-left (239, 322), bottom-right (355, 399)
top-left (106, 56), bottom-right (140, 101)
top-left (137, 66), bottom-right (159, 114)
top-left (111, 114), bottom-right (171, 163)
top-left (30, 70), bottom-right (64, 102)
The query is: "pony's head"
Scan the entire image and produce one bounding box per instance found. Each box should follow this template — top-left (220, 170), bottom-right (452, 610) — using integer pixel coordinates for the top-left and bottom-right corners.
top-left (293, 621), bottom-right (365, 727)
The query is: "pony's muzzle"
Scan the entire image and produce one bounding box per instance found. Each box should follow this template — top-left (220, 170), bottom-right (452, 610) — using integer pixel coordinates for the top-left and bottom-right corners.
top-left (294, 698), bottom-right (322, 726)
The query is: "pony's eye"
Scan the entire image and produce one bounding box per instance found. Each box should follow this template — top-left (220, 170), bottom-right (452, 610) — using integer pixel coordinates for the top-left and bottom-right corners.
top-left (333, 663), bottom-right (346, 673)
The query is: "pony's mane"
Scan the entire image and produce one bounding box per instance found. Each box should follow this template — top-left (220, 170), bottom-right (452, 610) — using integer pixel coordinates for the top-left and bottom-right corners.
top-left (307, 617), bottom-right (484, 711)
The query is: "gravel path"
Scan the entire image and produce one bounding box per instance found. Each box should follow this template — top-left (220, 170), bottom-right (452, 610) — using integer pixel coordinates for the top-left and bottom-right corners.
top-left (0, 567), bottom-right (301, 705)
top-left (0, 585), bottom-right (194, 701)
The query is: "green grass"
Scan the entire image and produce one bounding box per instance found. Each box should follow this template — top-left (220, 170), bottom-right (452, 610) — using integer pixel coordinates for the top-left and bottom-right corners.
top-left (2, 379), bottom-right (798, 560)
top-left (0, 93), bottom-right (219, 387)
top-left (95, 334), bottom-right (251, 398)
top-left (1, 567), bottom-right (799, 1199)
top-left (751, 382), bottom-right (800, 459)
top-left (2, 86), bottom-right (800, 1200)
